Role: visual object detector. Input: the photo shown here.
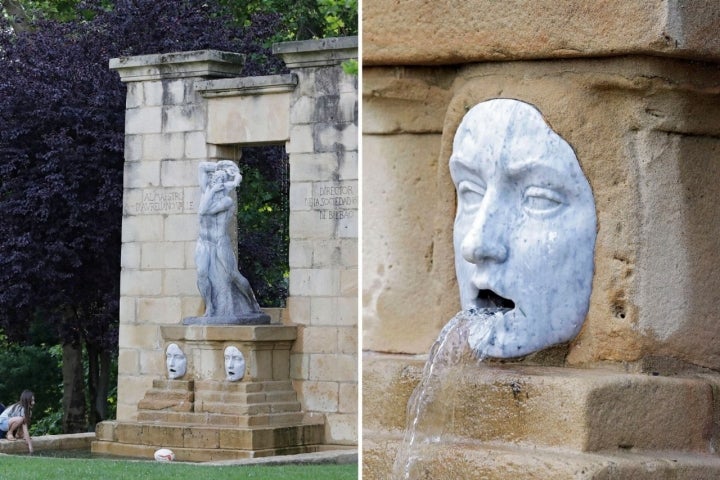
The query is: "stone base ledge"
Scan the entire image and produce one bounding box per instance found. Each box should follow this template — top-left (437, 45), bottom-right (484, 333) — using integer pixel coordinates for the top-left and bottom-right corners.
top-left (364, 354), bottom-right (720, 453)
top-left (364, 436), bottom-right (720, 480)
top-left (93, 420), bottom-right (324, 462)
top-left (0, 432), bottom-right (95, 454)
top-left (161, 324), bottom-right (296, 342)
top-left (92, 440), bottom-right (321, 462)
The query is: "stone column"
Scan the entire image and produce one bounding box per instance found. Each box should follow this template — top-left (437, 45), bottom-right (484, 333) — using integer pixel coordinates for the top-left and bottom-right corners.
top-left (109, 51), bottom-right (245, 421)
top-left (274, 37), bottom-right (359, 445)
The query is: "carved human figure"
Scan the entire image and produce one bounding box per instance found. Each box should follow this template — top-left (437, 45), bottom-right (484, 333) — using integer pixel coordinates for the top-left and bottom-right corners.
top-left (165, 343), bottom-right (187, 379)
top-left (450, 98), bottom-right (597, 358)
top-left (224, 346), bottom-right (246, 382)
top-left (195, 161), bottom-right (262, 318)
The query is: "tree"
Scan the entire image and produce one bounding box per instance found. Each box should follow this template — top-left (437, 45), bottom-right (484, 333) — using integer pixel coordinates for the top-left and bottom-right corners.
top-left (237, 147), bottom-right (289, 307)
top-left (0, 0), bottom-right (285, 432)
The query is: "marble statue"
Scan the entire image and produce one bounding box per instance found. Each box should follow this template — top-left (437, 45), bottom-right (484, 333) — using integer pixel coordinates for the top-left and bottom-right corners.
top-left (184, 160), bottom-right (269, 325)
top-left (165, 343), bottom-right (187, 379)
top-left (450, 98), bottom-right (597, 358)
top-left (224, 346), bottom-right (246, 382)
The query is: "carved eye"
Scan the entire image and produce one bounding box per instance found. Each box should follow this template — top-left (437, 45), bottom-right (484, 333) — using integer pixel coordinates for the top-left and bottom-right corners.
top-left (457, 181), bottom-right (486, 214)
top-left (522, 186), bottom-right (564, 214)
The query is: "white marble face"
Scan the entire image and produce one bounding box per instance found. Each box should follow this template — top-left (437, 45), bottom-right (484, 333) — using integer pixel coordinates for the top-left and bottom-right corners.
top-left (224, 346), bottom-right (246, 382)
top-left (450, 99), bottom-right (597, 358)
top-left (165, 343), bottom-right (187, 379)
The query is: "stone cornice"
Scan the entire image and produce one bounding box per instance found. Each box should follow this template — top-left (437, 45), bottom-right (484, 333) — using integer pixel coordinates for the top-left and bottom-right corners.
top-left (195, 74), bottom-right (298, 98)
top-left (109, 50), bottom-right (245, 82)
top-left (273, 36), bottom-right (358, 69)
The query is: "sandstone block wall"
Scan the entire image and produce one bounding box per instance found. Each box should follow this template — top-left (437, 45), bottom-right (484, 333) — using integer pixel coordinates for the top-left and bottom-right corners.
top-left (275, 37), bottom-right (359, 444)
top-left (362, 3), bottom-right (720, 370)
top-left (112, 51), bottom-right (242, 421)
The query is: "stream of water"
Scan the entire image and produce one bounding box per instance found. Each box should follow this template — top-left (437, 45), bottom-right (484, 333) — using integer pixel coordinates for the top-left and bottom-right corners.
top-left (391, 308), bottom-right (508, 480)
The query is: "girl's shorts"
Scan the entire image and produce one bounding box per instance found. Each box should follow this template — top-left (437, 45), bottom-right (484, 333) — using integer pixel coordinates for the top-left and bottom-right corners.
top-left (0, 416), bottom-right (8, 432)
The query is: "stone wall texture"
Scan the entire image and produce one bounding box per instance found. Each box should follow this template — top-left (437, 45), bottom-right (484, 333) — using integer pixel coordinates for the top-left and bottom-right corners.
top-left (363, 52), bottom-right (720, 371)
top-left (363, 0), bottom-right (720, 65)
top-left (363, 4), bottom-right (720, 368)
top-left (362, 1), bottom-right (720, 477)
top-left (276, 38), bottom-right (359, 445)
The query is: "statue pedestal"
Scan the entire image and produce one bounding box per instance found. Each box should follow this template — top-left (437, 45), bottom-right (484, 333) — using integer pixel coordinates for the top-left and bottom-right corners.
top-left (93, 325), bottom-right (324, 461)
top-left (183, 312), bottom-right (271, 326)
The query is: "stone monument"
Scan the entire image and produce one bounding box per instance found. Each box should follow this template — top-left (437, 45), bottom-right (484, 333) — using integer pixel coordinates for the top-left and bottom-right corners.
top-left (93, 37), bottom-right (358, 461)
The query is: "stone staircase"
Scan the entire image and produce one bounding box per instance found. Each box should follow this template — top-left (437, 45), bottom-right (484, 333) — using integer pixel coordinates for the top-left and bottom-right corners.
top-left (93, 324), bottom-right (325, 462)
top-left (93, 378), bottom-right (323, 462)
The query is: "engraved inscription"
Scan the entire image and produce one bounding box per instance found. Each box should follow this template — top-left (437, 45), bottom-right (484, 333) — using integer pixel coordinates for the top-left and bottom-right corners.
top-left (124, 188), bottom-right (188, 215)
top-left (304, 183), bottom-right (358, 220)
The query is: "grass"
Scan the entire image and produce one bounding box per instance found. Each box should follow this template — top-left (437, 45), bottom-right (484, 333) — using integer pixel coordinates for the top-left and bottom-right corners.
top-left (0, 454), bottom-right (358, 479)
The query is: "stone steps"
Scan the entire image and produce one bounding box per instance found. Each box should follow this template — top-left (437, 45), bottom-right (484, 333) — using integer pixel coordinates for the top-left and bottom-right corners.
top-left (136, 410), bottom-right (305, 427)
top-left (95, 371), bottom-right (323, 461)
top-left (94, 420), bottom-right (324, 462)
top-left (92, 440), bottom-right (320, 462)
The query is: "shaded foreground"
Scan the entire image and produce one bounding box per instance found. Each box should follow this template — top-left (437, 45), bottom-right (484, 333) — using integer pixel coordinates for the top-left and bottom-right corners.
top-left (0, 455), bottom-right (357, 480)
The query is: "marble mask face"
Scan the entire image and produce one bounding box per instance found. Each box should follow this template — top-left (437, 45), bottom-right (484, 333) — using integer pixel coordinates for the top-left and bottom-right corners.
top-left (450, 98), bottom-right (597, 358)
top-left (224, 346), bottom-right (246, 382)
top-left (166, 343), bottom-right (187, 379)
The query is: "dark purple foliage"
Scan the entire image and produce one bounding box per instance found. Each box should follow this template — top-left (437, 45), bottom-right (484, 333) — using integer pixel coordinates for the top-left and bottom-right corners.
top-left (0, 0), bottom-right (286, 348)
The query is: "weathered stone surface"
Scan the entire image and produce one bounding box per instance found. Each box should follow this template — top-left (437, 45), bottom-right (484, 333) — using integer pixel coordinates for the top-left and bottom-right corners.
top-left (110, 50), bottom-right (245, 82)
top-left (363, 0), bottom-right (720, 66)
top-left (364, 437), bottom-right (720, 480)
top-left (365, 355), bottom-right (716, 453)
top-left (364, 354), bottom-right (720, 478)
top-left (362, 133), bottom-right (447, 354)
top-left (362, 57), bottom-right (720, 370)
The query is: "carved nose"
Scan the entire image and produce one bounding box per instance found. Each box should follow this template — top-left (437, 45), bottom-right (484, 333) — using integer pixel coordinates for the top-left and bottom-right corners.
top-left (461, 209), bottom-right (509, 264)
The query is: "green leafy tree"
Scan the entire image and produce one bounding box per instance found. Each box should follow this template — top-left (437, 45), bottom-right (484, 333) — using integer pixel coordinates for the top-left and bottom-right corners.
top-left (0, 0), bottom-right (285, 432)
top-left (219, 0), bottom-right (357, 40)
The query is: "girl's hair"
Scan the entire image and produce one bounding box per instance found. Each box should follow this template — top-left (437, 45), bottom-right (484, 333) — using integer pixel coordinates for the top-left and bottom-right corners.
top-left (19, 390), bottom-right (33, 425)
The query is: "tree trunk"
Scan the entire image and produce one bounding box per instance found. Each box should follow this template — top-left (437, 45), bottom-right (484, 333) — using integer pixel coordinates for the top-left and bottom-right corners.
top-left (62, 342), bottom-right (86, 433)
top-left (87, 343), bottom-right (111, 428)
top-left (0, 0), bottom-right (30, 34)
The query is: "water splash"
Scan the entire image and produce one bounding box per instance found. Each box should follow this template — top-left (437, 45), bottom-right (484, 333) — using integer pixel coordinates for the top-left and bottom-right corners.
top-left (392, 308), bottom-right (507, 480)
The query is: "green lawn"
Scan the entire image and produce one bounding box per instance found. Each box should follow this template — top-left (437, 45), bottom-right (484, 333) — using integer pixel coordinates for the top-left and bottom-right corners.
top-left (0, 455), bottom-right (358, 479)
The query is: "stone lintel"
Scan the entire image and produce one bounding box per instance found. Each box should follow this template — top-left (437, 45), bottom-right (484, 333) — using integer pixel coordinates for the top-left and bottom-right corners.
top-left (363, 0), bottom-right (720, 65)
top-left (109, 50), bottom-right (245, 82)
top-left (197, 74), bottom-right (298, 98)
top-left (161, 324), bottom-right (297, 342)
top-left (273, 36), bottom-right (358, 69)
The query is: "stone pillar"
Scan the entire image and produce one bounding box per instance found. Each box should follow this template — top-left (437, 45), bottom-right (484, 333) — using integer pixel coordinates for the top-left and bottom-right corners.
top-left (109, 51), bottom-right (245, 421)
top-left (274, 36), bottom-right (359, 445)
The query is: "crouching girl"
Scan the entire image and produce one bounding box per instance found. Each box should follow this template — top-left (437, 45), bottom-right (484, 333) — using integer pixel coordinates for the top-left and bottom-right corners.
top-left (0, 390), bottom-right (35, 453)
